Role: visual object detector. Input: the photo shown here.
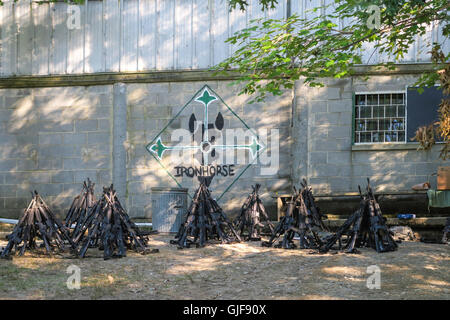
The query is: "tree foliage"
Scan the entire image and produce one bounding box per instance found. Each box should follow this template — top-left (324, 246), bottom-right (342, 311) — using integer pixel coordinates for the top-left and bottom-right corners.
top-left (217, 0), bottom-right (449, 101)
top-left (413, 45), bottom-right (450, 159)
top-left (0, 0), bottom-right (85, 5)
top-left (218, 0), bottom-right (450, 158)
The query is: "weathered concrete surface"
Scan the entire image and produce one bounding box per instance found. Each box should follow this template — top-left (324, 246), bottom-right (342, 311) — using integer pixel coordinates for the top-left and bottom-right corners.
top-left (0, 72), bottom-right (449, 220)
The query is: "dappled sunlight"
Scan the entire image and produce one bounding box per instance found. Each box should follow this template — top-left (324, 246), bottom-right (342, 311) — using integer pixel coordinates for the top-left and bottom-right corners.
top-left (166, 256), bottom-right (222, 274)
top-left (128, 87), bottom-right (148, 105)
top-left (0, 235), bottom-right (449, 299)
top-left (316, 275), bottom-right (365, 283)
top-left (424, 264), bottom-right (439, 271)
top-left (39, 97), bottom-right (93, 123)
top-left (321, 266), bottom-right (362, 276)
top-left (378, 264), bottom-right (410, 272)
top-left (299, 294), bottom-right (343, 300)
top-left (10, 257), bottom-right (62, 270)
top-left (221, 243), bottom-right (262, 254)
top-left (9, 96), bottom-right (35, 132)
top-left (6, 88), bottom-right (96, 135)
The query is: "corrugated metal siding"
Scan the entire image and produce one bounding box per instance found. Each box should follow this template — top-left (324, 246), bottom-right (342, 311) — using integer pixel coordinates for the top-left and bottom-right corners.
top-left (0, 0), bottom-right (447, 77)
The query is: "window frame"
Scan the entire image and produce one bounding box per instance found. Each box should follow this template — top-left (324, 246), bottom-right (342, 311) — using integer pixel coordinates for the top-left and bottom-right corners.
top-left (352, 90), bottom-right (408, 145)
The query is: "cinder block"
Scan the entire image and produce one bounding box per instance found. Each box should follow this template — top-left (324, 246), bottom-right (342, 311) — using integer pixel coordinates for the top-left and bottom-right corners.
top-left (17, 159), bottom-right (38, 171)
top-left (63, 183), bottom-right (84, 197)
top-left (76, 119), bottom-right (98, 132)
top-left (92, 93), bottom-right (111, 107)
top-left (87, 85), bottom-right (112, 94)
top-left (329, 177), bottom-right (352, 192)
top-left (89, 106), bottom-right (111, 119)
top-left (127, 181), bottom-right (146, 194)
top-left (63, 157), bottom-right (109, 170)
top-left (309, 102), bottom-right (327, 113)
top-left (73, 170), bottom-right (98, 183)
top-left (4, 172), bottom-right (30, 185)
top-left (0, 185), bottom-right (17, 197)
top-left (98, 170), bottom-right (112, 185)
top-left (52, 171), bottom-right (74, 184)
top-left (29, 172), bottom-right (52, 184)
top-left (308, 177), bottom-right (330, 194)
top-left (129, 119), bottom-right (146, 131)
top-left (328, 100), bottom-right (351, 112)
top-left (314, 112), bottom-right (340, 126)
top-left (4, 197), bottom-right (28, 209)
top-left (352, 151), bottom-right (378, 163)
top-left (338, 112), bottom-right (353, 126)
top-left (128, 206), bottom-right (145, 218)
top-left (129, 106), bottom-right (145, 119)
top-left (39, 145), bottom-right (81, 159)
top-left (62, 133), bottom-right (87, 145)
top-left (87, 132), bottom-right (110, 145)
top-left (146, 107), bottom-right (171, 118)
top-left (98, 119), bottom-right (110, 132)
top-left (352, 164), bottom-right (374, 176)
top-left (39, 133), bottom-right (63, 145)
top-left (327, 87), bottom-right (341, 100)
top-left (38, 158), bottom-right (63, 170)
top-left (39, 121), bottom-right (74, 133)
top-left (415, 162), bottom-right (435, 176)
top-left (403, 150), bottom-right (429, 162)
top-left (0, 160), bottom-right (17, 172)
top-left (327, 126), bottom-right (350, 139)
top-left (36, 183), bottom-right (64, 197)
top-left (4, 96), bottom-right (31, 109)
top-left (327, 151), bottom-right (351, 165)
top-left (146, 83), bottom-right (170, 94)
top-left (131, 194), bottom-right (151, 207)
top-left (15, 134), bottom-right (39, 145)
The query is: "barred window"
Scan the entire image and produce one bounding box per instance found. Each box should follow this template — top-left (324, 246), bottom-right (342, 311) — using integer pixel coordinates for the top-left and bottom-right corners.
top-left (354, 92), bottom-right (406, 143)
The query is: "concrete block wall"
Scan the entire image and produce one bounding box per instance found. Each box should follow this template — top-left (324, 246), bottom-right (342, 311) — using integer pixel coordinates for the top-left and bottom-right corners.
top-left (125, 81), bottom-right (293, 219)
top-left (293, 75), bottom-right (450, 196)
top-left (0, 86), bottom-right (113, 218)
top-left (1, 73), bottom-right (448, 220)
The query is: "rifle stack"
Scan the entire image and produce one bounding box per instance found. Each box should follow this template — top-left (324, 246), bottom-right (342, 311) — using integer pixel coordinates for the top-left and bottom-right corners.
top-left (171, 177), bottom-right (241, 248)
top-left (234, 184), bottom-right (274, 241)
top-left (319, 179), bottom-right (397, 253)
top-left (64, 178), bottom-right (96, 231)
top-left (442, 217), bottom-right (450, 244)
top-left (72, 184), bottom-right (158, 260)
top-left (1, 191), bottom-right (75, 258)
top-left (262, 179), bottom-right (328, 249)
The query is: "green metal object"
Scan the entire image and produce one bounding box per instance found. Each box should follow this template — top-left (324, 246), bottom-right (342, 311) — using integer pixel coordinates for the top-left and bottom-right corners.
top-left (427, 189), bottom-right (450, 209)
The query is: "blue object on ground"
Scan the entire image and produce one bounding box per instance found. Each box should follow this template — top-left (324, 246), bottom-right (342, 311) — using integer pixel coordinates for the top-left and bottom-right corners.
top-left (397, 214), bottom-right (416, 219)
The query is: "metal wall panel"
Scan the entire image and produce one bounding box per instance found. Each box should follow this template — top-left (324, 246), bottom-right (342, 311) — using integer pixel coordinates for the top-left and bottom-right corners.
top-left (0, 0), bottom-right (444, 77)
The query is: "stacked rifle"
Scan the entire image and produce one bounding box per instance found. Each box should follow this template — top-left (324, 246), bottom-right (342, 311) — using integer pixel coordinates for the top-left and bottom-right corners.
top-left (262, 179), bottom-right (328, 249)
top-left (319, 179), bottom-right (397, 253)
top-left (64, 178), bottom-right (96, 230)
top-left (1, 191), bottom-right (75, 258)
top-left (234, 184), bottom-right (274, 241)
top-left (442, 217), bottom-right (450, 244)
top-left (72, 184), bottom-right (158, 259)
top-left (171, 176), bottom-right (241, 248)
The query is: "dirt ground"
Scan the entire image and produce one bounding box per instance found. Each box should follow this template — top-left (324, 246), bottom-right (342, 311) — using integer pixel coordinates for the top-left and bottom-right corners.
top-left (0, 235), bottom-right (448, 300)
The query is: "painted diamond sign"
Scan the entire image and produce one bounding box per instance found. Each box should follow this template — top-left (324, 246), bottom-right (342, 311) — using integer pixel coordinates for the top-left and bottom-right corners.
top-left (146, 85), bottom-right (266, 200)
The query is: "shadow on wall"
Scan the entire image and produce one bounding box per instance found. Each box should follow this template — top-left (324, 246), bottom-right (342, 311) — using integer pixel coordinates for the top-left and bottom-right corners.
top-left (0, 87), bottom-right (112, 219)
top-left (125, 81), bottom-right (293, 220)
